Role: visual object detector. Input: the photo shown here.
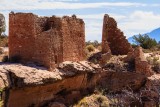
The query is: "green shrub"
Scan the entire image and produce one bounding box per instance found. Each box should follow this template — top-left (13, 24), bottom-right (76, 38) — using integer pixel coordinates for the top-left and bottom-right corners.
top-left (0, 13), bottom-right (6, 36)
top-left (0, 35), bottom-right (8, 47)
top-left (147, 56), bottom-right (160, 73)
top-left (0, 88), bottom-right (3, 106)
top-left (146, 56), bottom-right (152, 64)
top-left (133, 34), bottom-right (157, 49)
top-left (95, 94), bottom-right (109, 106)
top-left (85, 48), bottom-right (90, 57)
top-left (86, 40), bottom-right (100, 48)
top-left (86, 44), bottom-right (95, 52)
top-left (0, 101), bottom-right (3, 107)
top-left (153, 57), bottom-right (159, 65)
top-left (156, 44), bottom-right (160, 50)
top-left (74, 94), bottom-right (109, 107)
top-left (143, 49), bottom-right (152, 53)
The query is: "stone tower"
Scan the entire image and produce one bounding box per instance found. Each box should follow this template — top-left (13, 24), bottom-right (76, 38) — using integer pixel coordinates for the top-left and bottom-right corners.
top-left (9, 12), bottom-right (85, 70)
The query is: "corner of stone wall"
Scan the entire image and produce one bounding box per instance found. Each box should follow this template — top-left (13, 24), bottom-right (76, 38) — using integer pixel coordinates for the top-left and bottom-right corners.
top-left (126, 46), bottom-right (153, 77)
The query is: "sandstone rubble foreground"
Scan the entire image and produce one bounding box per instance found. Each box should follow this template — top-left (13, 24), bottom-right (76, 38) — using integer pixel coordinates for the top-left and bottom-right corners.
top-left (0, 12), bottom-right (159, 107)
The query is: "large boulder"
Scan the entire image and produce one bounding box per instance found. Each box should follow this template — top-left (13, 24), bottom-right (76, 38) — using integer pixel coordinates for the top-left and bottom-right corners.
top-left (0, 61), bottom-right (147, 107)
top-left (0, 62), bottom-right (102, 107)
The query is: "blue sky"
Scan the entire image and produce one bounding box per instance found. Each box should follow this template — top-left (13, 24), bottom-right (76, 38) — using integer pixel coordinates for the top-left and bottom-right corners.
top-left (0, 0), bottom-right (160, 42)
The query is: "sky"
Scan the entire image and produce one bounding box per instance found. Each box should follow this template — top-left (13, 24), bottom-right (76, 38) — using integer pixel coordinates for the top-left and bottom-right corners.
top-left (0, 0), bottom-right (160, 42)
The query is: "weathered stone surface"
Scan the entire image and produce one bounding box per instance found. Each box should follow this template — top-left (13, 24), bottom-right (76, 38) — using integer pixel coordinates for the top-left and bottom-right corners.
top-left (88, 52), bottom-right (111, 66)
top-left (0, 64), bottom-right (62, 88)
top-left (145, 74), bottom-right (160, 97)
top-left (73, 94), bottom-right (110, 107)
top-left (9, 12), bottom-right (85, 70)
top-left (0, 71), bottom-right (10, 89)
top-left (58, 61), bottom-right (101, 75)
top-left (98, 71), bottom-right (146, 92)
top-left (140, 74), bottom-right (160, 107)
top-left (135, 47), bottom-right (153, 77)
top-left (0, 61), bottom-right (101, 89)
top-left (126, 46), bottom-right (153, 76)
top-left (102, 14), bottom-right (133, 55)
top-left (0, 61), bottom-right (101, 107)
top-left (0, 61), bottom-right (146, 107)
top-left (147, 74), bottom-right (160, 88)
top-left (3, 12), bottom-right (154, 107)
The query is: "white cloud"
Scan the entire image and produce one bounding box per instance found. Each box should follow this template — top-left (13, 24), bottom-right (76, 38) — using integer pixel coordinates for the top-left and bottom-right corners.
top-left (0, 1), bottom-right (146, 11)
top-left (78, 14), bottom-right (127, 41)
top-left (77, 11), bottom-right (160, 40)
top-left (77, 13), bottom-right (126, 20)
top-left (1, 9), bottom-right (160, 41)
top-left (119, 11), bottom-right (160, 37)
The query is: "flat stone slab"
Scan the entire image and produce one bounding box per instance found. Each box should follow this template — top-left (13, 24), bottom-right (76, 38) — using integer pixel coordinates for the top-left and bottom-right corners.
top-left (0, 61), bottom-right (101, 89)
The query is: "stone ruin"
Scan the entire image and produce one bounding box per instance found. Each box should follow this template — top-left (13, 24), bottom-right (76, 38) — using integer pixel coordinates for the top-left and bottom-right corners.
top-left (89, 14), bottom-right (133, 65)
top-left (101, 14), bottom-right (153, 77)
top-left (0, 12), bottom-right (158, 107)
top-left (102, 14), bottom-right (133, 55)
top-left (126, 46), bottom-right (153, 76)
top-left (9, 13), bottom-right (85, 70)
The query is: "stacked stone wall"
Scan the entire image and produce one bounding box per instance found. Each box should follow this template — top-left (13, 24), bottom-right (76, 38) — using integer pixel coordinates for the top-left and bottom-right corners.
top-left (126, 46), bottom-right (153, 76)
top-left (9, 13), bottom-right (85, 69)
top-left (9, 13), bottom-right (37, 62)
top-left (102, 14), bottom-right (133, 55)
top-left (134, 47), bottom-right (153, 76)
top-left (62, 16), bottom-right (85, 61)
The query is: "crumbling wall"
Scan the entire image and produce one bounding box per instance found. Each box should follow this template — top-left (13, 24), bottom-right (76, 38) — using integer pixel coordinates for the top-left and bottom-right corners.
top-left (134, 47), bottom-right (153, 76)
top-left (34, 29), bottom-right (63, 69)
top-left (126, 46), bottom-right (153, 76)
top-left (9, 13), bottom-right (85, 69)
top-left (102, 14), bottom-right (133, 55)
top-left (34, 16), bottom-right (63, 69)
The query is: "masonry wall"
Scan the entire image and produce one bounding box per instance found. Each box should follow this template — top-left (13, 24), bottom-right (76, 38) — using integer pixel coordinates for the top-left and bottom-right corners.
top-left (102, 14), bottom-right (133, 55)
top-left (9, 13), bottom-right (85, 69)
top-left (9, 13), bottom-right (37, 62)
top-left (132, 47), bottom-right (153, 76)
top-left (34, 16), bottom-right (63, 69)
top-left (62, 16), bottom-right (85, 61)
